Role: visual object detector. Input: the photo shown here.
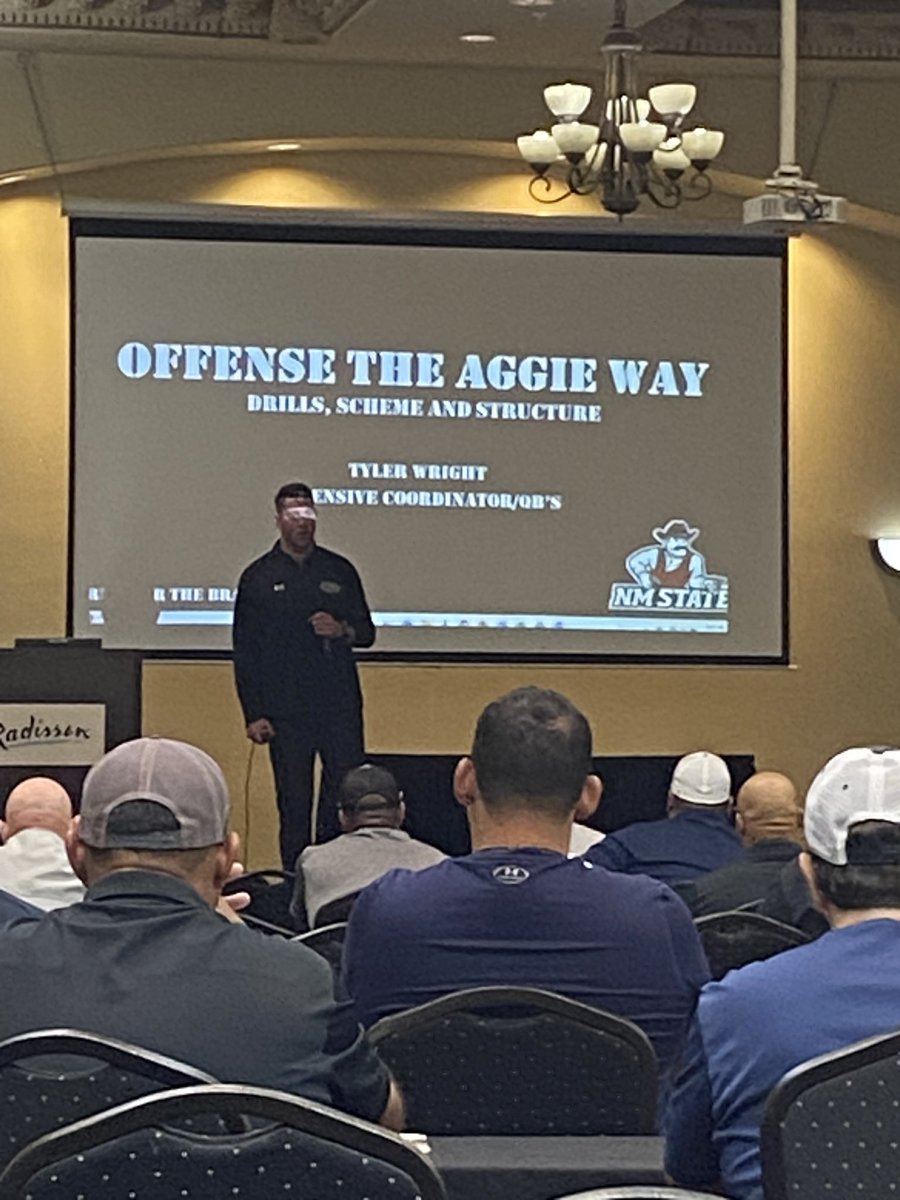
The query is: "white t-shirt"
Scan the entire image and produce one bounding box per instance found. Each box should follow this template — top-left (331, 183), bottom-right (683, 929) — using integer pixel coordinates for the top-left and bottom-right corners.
top-left (0, 828), bottom-right (85, 910)
top-left (567, 824), bottom-right (606, 857)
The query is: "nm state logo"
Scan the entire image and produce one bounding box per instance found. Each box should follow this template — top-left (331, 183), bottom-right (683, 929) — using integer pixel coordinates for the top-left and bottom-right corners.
top-left (608, 519), bottom-right (729, 613)
top-left (492, 865), bottom-right (530, 885)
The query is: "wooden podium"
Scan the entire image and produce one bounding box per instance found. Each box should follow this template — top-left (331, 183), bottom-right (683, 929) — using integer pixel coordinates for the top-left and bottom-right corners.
top-left (0, 639), bottom-right (141, 810)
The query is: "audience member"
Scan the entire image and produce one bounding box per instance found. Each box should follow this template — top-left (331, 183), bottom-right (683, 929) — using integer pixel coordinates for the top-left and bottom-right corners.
top-left (0, 736), bottom-right (402, 1129)
top-left (586, 750), bottom-right (743, 885)
top-left (758, 855), bottom-right (829, 937)
top-left (342, 686), bottom-right (709, 1082)
top-left (291, 764), bottom-right (445, 928)
top-left (665, 746), bottom-right (900, 1200)
top-left (681, 771), bottom-right (803, 916)
top-left (0, 777), bottom-right (85, 910)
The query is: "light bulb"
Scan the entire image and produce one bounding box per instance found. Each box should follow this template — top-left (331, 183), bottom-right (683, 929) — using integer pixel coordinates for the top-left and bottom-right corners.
top-left (516, 130), bottom-right (560, 165)
top-left (653, 143), bottom-right (691, 173)
top-left (543, 82), bottom-right (592, 119)
top-left (681, 127), bottom-right (725, 162)
top-left (620, 121), bottom-right (668, 153)
top-left (551, 122), bottom-right (601, 155)
top-left (648, 83), bottom-right (697, 117)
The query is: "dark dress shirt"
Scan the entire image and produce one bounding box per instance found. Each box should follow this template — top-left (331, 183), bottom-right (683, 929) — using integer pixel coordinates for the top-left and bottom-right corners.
top-left (0, 886), bottom-right (41, 929)
top-left (758, 858), bottom-right (830, 938)
top-left (0, 869), bottom-right (390, 1121)
top-left (586, 808), bottom-right (744, 886)
top-left (680, 838), bottom-right (802, 916)
top-left (232, 542), bottom-right (375, 723)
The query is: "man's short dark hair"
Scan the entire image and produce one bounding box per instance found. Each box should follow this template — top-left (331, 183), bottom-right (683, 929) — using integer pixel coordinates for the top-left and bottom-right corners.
top-left (471, 686), bottom-right (592, 818)
top-left (275, 482), bottom-right (314, 509)
top-left (811, 822), bottom-right (900, 909)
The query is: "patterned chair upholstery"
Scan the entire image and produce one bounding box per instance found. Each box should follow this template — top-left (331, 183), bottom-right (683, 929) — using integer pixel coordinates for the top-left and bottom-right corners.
top-left (0, 1083), bottom-right (447, 1200)
top-left (0, 1028), bottom-right (219, 1173)
top-left (368, 986), bottom-right (657, 1136)
top-left (761, 1029), bottom-right (900, 1199)
top-left (694, 911), bottom-right (809, 980)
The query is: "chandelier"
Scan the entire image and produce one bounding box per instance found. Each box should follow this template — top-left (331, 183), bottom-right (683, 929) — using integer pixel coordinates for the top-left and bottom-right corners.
top-left (516, 0), bottom-right (725, 218)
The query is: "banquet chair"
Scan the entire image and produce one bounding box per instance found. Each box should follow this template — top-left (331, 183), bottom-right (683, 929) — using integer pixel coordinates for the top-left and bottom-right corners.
top-left (760, 1028), bottom-right (900, 1199)
top-left (0, 1082), bottom-right (447, 1200)
top-left (557, 1190), bottom-right (727, 1199)
top-left (0, 1028), bottom-right (219, 1172)
top-left (369, 985), bottom-right (657, 1135)
top-left (292, 921), bottom-right (349, 971)
top-left (222, 868), bottom-right (297, 929)
top-left (315, 890), bottom-right (361, 928)
top-left (694, 911), bottom-right (809, 980)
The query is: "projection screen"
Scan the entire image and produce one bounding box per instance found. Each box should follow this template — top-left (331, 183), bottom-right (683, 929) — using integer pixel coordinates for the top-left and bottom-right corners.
top-left (70, 220), bottom-right (787, 661)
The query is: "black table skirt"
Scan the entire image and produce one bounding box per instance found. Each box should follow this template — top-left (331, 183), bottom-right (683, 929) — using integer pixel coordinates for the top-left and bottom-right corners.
top-left (428, 1134), bottom-right (666, 1200)
top-left (370, 753), bottom-right (755, 856)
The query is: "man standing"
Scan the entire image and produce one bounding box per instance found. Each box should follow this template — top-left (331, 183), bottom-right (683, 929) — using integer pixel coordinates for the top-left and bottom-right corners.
top-left (233, 482), bottom-right (375, 865)
top-left (0, 736), bottom-right (402, 1128)
top-left (681, 770), bottom-right (804, 916)
top-left (665, 746), bottom-right (900, 1200)
top-left (343, 687), bottom-right (709, 1084)
top-left (587, 750), bottom-right (743, 886)
top-left (0, 777), bottom-right (85, 910)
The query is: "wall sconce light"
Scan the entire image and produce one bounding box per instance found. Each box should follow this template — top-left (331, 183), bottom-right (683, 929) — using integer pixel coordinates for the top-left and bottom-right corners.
top-left (872, 537), bottom-right (900, 575)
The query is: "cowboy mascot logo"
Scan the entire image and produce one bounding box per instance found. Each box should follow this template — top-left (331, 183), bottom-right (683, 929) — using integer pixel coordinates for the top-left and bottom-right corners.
top-left (609, 520), bottom-right (729, 612)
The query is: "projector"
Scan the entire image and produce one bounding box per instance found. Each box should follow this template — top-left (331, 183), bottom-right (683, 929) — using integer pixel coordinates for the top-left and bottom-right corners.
top-left (743, 191), bottom-right (847, 226)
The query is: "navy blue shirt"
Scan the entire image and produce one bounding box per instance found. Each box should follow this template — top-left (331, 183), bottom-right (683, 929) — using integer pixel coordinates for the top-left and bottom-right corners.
top-left (586, 808), bottom-right (744, 886)
top-left (665, 919), bottom-right (900, 1200)
top-left (343, 846), bottom-right (710, 1080)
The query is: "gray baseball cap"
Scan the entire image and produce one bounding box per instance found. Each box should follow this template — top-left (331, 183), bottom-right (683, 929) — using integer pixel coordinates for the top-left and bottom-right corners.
top-left (79, 737), bottom-right (230, 850)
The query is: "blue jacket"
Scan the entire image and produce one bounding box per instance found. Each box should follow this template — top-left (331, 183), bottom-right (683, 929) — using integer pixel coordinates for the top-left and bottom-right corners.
top-left (586, 808), bottom-right (743, 886)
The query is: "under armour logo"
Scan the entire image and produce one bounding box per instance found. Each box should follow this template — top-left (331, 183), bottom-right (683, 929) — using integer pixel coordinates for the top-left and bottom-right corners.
top-left (492, 865), bottom-right (530, 885)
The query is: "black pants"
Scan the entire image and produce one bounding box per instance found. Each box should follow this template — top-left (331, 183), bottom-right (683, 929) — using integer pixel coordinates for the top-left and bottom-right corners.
top-left (268, 707), bottom-right (365, 869)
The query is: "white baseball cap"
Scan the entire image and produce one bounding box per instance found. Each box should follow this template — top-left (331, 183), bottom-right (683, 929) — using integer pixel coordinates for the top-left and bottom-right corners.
top-left (804, 746), bottom-right (900, 866)
top-left (670, 751), bottom-right (732, 805)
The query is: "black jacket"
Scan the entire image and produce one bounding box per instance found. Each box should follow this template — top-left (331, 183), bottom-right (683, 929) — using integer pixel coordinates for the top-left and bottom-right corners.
top-left (680, 838), bottom-right (802, 917)
top-left (232, 542), bottom-right (374, 722)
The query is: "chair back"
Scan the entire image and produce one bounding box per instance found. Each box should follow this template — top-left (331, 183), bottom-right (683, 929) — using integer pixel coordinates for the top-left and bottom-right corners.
top-left (761, 1029), bottom-right (900, 1200)
top-left (368, 986), bottom-right (657, 1136)
top-left (315, 891), bottom-right (361, 928)
top-left (555, 1190), bottom-right (732, 1199)
top-left (223, 869), bottom-right (297, 929)
top-left (0, 1029), bottom-right (218, 1172)
top-left (694, 910), bottom-right (809, 979)
top-left (0, 1083), bottom-right (447, 1200)
top-left (292, 922), bottom-right (348, 971)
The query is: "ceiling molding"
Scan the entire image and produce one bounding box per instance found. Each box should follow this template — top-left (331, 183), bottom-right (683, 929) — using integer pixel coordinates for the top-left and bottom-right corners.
top-left (0, 0), bottom-right (373, 42)
top-left (644, 5), bottom-right (900, 61)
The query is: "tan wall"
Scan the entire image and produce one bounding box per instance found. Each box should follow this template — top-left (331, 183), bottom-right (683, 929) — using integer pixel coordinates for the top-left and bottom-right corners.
top-left (2, 153), bottom-right (899, 867)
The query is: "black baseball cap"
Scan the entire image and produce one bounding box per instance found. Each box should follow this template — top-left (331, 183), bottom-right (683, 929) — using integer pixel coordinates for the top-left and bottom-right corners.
top-left (339, 764), bottom-right (401, 813)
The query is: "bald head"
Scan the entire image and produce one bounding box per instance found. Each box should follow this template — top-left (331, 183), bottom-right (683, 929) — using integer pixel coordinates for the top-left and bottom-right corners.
top-left (2, 778), bottom-right (73, 842)
top-left (735, 772), bottom-right (802, 846)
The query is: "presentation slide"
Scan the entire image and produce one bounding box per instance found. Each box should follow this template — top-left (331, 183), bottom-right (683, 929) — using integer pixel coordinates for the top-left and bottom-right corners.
top-left (71, 224), bottom-right (785, 659)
